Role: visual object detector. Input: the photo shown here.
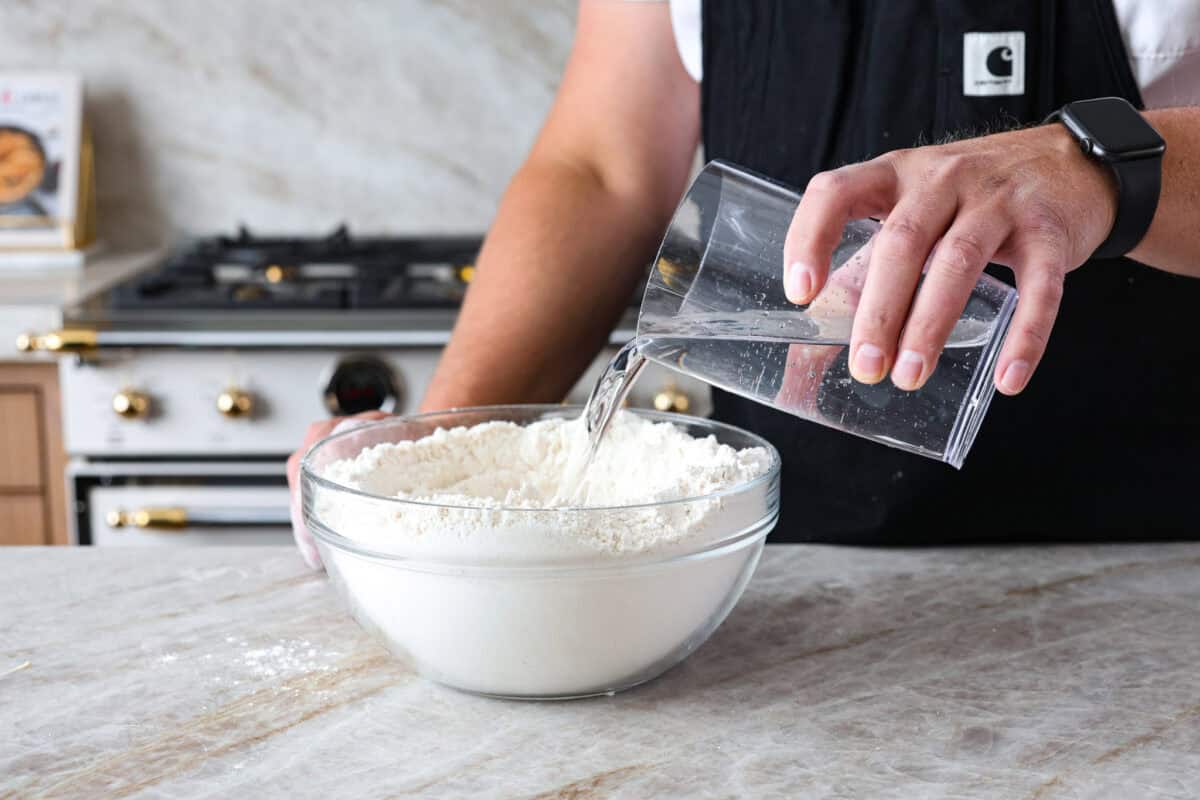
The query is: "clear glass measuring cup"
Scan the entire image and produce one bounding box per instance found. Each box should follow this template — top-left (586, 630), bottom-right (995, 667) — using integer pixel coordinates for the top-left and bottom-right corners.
top-left (637, 160), bottom-right (1018, 468)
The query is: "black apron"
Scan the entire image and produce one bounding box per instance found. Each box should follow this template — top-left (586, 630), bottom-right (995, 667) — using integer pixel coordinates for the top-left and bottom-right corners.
top-left (702, 0), bottom-right (1200, 543)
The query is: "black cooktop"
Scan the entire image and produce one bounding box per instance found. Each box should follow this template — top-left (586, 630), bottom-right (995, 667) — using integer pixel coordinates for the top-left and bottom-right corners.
top-left (110, 225), bottom-right (483, 310)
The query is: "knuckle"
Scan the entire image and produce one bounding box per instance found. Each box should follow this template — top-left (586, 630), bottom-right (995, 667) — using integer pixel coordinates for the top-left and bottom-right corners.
top-left (919, 161), bottom-right (943, 185)
top-left (1019, 223), bottom-right (1077, 271)
top-left (860, 305), bottom-right (897, 334)
top-left (936, 152), bottom-right (990, 186)
top-left (932, 153), bottom-right (972, 182)
top-left (1021, 201), bottom-right (1070, 245)
top-left (882, 214), bottom-right (926, 246)
top-left (807, 169), bottom-right (848, 195)
top-left (1015, 320), bottom-right (1052, 351)
top-left (879, 149), bottom-right (911, 170)
top-left (901, 313), bottom-right (947, 347)
top-left (1014, 285), bottom-right (1064, 352)
top-left (875, 150), bottom-right (908, 186)
top-left (1034, 275), bottom-right (1065, 307)
top-left (978, 172), bottom-right (1012, 196)
top-left (935, 232), bottom-right (989, 279)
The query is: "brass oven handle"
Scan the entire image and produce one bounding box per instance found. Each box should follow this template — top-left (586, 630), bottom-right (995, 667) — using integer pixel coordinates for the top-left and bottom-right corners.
top-left (105, 507), bottom-right (189, 530)
top-left (105, 506), bottom-right (291, 530)
top-left (15, 328), bottom-right (98, 354)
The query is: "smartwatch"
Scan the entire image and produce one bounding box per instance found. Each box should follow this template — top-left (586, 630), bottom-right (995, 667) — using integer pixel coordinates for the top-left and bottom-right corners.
top-left (1044, 96), bottom-right (1165, 260)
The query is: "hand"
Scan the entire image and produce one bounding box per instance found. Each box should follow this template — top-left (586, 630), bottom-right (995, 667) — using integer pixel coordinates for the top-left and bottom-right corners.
top-left (286, 411), bottom-right (390, 569)
top-left (783, 123), bottom-right (1118, 395)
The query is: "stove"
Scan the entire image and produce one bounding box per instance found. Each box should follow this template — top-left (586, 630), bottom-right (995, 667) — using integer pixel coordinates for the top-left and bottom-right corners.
top-left (110, 225), bottom-right (480, 311)
top-left (19, 228), bottom-right (709, 547)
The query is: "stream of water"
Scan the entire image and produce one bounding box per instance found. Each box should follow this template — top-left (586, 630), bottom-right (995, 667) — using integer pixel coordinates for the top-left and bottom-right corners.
top-left (558, 310), bottom-right (996, 503)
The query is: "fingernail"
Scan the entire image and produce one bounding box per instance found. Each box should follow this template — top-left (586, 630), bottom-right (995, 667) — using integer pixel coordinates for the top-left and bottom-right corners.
top-left (786, 262), bottom-right (815, 303)
top-left (851, 343), bottom-right (886, 383)
top-left (999, 359), bottom-right (1031, 395)
top-left (893, 349), bottom-right (925, 390)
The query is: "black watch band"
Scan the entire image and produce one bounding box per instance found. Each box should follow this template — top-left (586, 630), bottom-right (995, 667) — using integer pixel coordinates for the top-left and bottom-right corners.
top-left (1090, 155), bottom-right (1160, 260)
top-left (1044, 101), bottom-right (1164, 261)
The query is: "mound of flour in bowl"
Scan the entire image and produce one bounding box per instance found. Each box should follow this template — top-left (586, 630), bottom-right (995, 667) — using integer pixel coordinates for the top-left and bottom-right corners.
top-left (319, 412), bottom-right (771, 561)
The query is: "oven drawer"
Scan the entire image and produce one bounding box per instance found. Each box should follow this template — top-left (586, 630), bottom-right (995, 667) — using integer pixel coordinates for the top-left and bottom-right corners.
top-left (88, 485), bottom-right (291, 547)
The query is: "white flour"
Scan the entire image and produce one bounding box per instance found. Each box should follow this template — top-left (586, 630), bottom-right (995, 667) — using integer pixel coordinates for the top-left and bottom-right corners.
top-left (315, 411), bottom-right (775, 697)
top-left (320, 411), bottom-right (771, 561)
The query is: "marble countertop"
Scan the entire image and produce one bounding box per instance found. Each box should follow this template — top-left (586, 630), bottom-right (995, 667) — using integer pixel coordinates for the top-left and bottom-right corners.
top-left (4, 544), bottom-right (1199, 799)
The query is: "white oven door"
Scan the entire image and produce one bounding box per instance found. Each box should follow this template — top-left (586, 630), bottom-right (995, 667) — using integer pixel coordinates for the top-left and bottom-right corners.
top-left (71, 460), bottom-right (292, 546)
top-left (89, 485), bottom-right (291, 546)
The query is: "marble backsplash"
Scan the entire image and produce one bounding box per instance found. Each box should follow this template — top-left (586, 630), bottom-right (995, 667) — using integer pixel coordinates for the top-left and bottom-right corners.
top-left (0, 1), bottom-right (575, 247)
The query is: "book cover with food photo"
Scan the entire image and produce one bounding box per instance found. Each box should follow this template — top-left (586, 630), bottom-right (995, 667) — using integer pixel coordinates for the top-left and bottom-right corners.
top-left (0, 72), bottom-right (92, 250)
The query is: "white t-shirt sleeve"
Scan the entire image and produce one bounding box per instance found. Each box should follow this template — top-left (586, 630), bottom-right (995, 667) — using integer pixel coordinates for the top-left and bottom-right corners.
top-left (669, 0), bottom-right (702, 82)
top-left (1112, 0), bottom-right (1200, 108)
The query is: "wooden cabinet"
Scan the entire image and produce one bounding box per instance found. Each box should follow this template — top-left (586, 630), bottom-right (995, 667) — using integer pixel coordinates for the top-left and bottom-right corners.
top-left (0, 362), bottom-right (67, 545)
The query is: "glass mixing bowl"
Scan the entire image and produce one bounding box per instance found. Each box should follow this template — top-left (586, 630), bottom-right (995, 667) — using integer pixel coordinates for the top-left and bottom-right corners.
top-left (301, 405), bottom-right (781, 699)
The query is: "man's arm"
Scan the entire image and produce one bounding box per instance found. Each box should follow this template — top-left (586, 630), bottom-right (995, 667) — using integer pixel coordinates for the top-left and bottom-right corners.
top-left (783, 105), bottom-right (1200, 396)
top-left (420, 0), bottom-right (699, 411)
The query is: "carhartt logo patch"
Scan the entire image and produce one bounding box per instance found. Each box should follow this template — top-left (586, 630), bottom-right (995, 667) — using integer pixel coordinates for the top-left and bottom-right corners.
top-left (963, 31), bottom-right (1025, 96)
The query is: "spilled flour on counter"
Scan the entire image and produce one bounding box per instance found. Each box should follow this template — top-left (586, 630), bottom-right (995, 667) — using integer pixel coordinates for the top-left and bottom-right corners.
top-left (319, 411), bottom-right (771, 561)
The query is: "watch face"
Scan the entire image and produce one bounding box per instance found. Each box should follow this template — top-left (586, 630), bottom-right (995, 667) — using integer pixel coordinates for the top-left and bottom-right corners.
top-left (1064, 97), bottom-right (1165, 158)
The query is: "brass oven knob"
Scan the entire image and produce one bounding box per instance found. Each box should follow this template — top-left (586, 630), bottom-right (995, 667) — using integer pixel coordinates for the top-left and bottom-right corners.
top-left (653, 385), bottom-right (691, 414)
top-left (106, 507), bottom-right (188, 529)
top-left (264, 264), bottom-right (298, 284)
top-left (217, 387), bottom-right (254, 418)
top-left (112, 388), bottom-right (151, 419)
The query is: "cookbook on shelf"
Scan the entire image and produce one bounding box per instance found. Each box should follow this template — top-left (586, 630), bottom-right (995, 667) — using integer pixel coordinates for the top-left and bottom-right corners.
top-left (0, 72), bottom-right (95, 253)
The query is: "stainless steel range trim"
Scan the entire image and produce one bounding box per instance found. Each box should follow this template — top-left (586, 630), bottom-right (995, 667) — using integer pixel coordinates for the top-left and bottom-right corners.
top-left (98, 327), bottom-right (641, 348)
top-left (87, 329), bottom-right (459, 348)
top-left (19, 327), bottom-right (640, 351)
top-left (69, 459), bottom-right (286, 476)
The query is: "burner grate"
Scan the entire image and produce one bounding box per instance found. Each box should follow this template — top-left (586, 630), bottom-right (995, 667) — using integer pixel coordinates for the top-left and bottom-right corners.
top-left (111, 225), bottom-right (482, 310)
